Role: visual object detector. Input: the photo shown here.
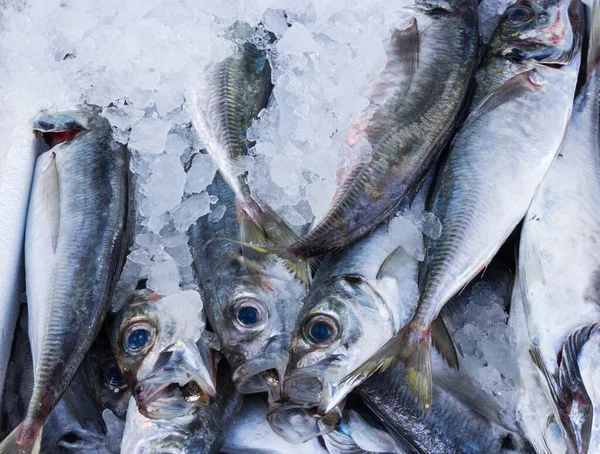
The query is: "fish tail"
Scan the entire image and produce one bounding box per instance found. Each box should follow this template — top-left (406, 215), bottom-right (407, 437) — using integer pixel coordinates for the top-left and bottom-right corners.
top-left (0, 422), bottom-right (42, 454)
top-left (329, 323), bottom-right (433, 413)
top-left (530, 323), bottom-right (600, 454)
top-left (235, 199), bottom-right (310, 285)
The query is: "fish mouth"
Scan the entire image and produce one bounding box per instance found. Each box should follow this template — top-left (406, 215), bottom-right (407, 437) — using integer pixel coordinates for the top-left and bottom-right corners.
top-left (135, 379), bottom-right (213, 419)
top-left (134, 340), bottom-right (217, 419)
top-left (266, 401), bottom-right (343, 443)
top-left (232, 341), bottom-right (289, 399)
top-left (283, 371), bottom-right (324, 405)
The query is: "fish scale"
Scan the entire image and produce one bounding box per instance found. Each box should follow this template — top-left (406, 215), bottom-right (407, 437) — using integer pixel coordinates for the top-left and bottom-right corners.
top-left (287, 2), bottom-right (479, 259)
top-left (0, 106), bottom-right (129, 454)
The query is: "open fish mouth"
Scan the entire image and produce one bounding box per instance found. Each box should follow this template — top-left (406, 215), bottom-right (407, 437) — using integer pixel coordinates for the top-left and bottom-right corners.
top-left (135, 379), bottom-right (212, 419)
top-left (232, 348), bottom-right (289, 398)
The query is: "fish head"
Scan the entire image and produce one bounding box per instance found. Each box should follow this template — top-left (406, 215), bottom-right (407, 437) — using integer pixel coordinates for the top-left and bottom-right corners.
top-left (268, 274), bottom-right (394, 442)
top-left (212, 257), bottom-right (306, 398)
top-left (490, 0), bottom-right (583, 65)
top-left (32, 105), bottom-right (105, 149)
top-left (110, 289), bottom-right (217, 420)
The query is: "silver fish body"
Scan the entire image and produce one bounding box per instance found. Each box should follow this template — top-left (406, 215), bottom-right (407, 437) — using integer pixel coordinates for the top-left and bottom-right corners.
top-left (284, 0), bottom-right (479, 259)
top-left (517, 33), bottom-right (600, 453)
top-left (1, 105), bottom-right (129, 453)
top-left (0, 120), bottom-right (39, 412)
top-left (339, 0), bottom-right (584, 410)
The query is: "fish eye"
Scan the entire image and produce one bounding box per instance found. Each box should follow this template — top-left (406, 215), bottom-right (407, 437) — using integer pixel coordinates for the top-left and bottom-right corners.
top-left (233, 298), bottom-right (266, 329)
top-left (506, 6), bottom-right (533, 22)
top-left (104, 362), bottom-right (126, 391)
top-left (304, 314), bottom-right (340, 346)
top-left (122, 321), bottom-right (156, 355)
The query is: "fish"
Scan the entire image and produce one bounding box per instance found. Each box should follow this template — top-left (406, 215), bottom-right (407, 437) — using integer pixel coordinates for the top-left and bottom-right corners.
top-left (190, 172), bottom-right (306, 400)
top-left (337, 0), bottom-right (584, 411)
top-left (221, 395), bottom-right (328, 454)
top-left (0, 117), bottom-right (40, 413)
top-left (120, 363), bottom-right (243, 454)
top-left (262, 0), bottom-right (479, 260)
top-left (0, 105), bottom-right (129, 454)
top-left (516, 4), bottom-right (600, 452)
top-left (109, 289), bottom-right (216, 420)
top-left (189, 31), bottom-right (307, 283)
top-left (269, 173), bottom-right (438, 441)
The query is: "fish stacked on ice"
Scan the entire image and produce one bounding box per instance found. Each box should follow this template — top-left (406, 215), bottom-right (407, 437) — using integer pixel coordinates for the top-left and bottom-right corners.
top-left (0, 0), bottom-right (598, 453)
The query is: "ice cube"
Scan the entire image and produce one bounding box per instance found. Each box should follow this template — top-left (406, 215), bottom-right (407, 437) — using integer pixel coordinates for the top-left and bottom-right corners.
top-left (129, 116), bottom-right (172, 155)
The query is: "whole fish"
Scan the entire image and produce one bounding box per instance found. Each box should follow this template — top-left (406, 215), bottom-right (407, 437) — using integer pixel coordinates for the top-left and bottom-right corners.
top-left (264, 0), bottom-right (479, 259)
top-left (221, 395), bottom-right (328, 454)
top-left (109, 289), bottom-right (216, 420)
top-left (0, 117), bottom-right (40, 412)
top-left (338, 0), bottom-right (584, 410)
top-left (121, 364), bottom-right (242, 454)
top-left (271, 176), bottom-right (437, 441)
top-left (190, 173), bottom-right (306, 399)
top-left (517, 7), bottom-right (600, 452)
top-left (0, 105), bottom-right (129, 454)
top-left (190, 32), bottom-right (307, 282)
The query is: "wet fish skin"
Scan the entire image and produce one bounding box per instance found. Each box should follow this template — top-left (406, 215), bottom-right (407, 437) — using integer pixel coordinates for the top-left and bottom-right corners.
top-left (0, 116), bottom-right (39, 414)
top-left (0, 105), bottom-right (129, 454)
top-left (190, 173), bottom-right (306, 398)
top-left (109, 289), bottom-right (216, 420)
top-left (121, 364), bottom-right (243, 454)
top-left (357, 365), bottom-right (532, 454)
top-left (284, 0), bottom-right (479, 259)
top-left (339, 0), bottom-right (583, 410)
top-left (516, 6), bottom-right (600, 451)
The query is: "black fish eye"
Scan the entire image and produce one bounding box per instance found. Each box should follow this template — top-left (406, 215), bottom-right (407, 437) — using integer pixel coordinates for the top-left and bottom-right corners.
top-left (122, 321), bottom-right (156, 355)
top-left (233, 298), bottom-right (266, 329)
top-left (238, 305), bottom-right (261, 326)
top-left (104, 363), bottom-right (126, 390)
top-left (506, 6), bottom-right (533, 22)
top-left (304, 314), bottom-right (340, 345)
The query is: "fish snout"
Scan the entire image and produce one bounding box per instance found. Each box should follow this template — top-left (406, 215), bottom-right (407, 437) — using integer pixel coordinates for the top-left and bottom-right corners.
top-left (232, 336), bottom-right (290, 396)
top-left (134, 340), bottom-right (217, 418)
